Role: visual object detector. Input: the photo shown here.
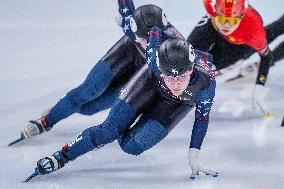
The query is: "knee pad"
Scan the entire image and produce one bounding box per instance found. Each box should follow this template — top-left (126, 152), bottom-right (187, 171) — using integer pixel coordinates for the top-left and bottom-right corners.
top-left (118, 119), bottom-right (168, 156)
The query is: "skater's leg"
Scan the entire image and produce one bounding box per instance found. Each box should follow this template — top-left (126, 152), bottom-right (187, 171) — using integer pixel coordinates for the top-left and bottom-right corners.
top-left (118, 119), bottom-right (168, 156)
top-left (79, 88), bottom-right (120, 116)
top-left (63, 99), bottom-right (137, 160)
top-left (272, 41), bottom-right (284, 63)
top-left (46, 60), bottom-right (113, 125)
top-left (45, 36), bottom-right (136, 126)
top-left (63, 65), bottom-right (156, 160)
top-left (118, 98), bottom-right (192, 155)
top-left (265, 14), bottom-right (284, 43)
top-left (32, 99), bottom-right (137, 177)
top-left (21, 60), bottom-right (114, 138)
top-left (210, 38), bottom-right (254, 70)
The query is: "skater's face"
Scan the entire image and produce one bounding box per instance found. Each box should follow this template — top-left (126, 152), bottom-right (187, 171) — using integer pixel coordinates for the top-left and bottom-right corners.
top-left (163, 69), bottom-right (193, 97)
top-left (214, 15), bottom-right (242, 35)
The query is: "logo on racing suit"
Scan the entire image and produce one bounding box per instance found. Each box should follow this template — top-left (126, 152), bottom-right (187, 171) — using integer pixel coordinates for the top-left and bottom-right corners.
top-left (171, 69), bottom-right (179, 74)
top-left (68, 133), bottom-right (83, 147)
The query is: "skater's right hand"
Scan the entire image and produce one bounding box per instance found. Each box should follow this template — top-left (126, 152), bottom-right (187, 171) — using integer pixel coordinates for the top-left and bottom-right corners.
top-left (188, 148), bottom-right (218, 180)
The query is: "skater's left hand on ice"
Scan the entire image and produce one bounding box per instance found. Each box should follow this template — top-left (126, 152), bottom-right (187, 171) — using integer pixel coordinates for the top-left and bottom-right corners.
top-left (188, 148), bottom-right (218, 180)
top-left (252, 84), bottom-right (272, 117)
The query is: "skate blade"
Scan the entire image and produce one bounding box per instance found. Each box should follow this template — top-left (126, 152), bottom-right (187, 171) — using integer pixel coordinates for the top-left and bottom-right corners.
top-left (264, 113), bottom-right (273, 118)
top-left (23, 169), bottom-right (40, 182)
top-left (8, 137), bottom-right (24, 146)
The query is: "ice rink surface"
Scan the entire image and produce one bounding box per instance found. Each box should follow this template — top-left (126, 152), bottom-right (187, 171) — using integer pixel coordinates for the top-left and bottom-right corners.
top-left (0, 1), bottom-right (283, 189)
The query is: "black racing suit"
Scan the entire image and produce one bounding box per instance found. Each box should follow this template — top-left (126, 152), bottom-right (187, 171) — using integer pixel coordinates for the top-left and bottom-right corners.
top-left (187, 13), bottom-right (284, 85)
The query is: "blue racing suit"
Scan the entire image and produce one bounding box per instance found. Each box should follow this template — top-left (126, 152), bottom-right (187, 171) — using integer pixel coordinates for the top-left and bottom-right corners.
top-left (59, 28), bottom-right (216, 160)
top-left (44, 0), bottom-right (183, 127)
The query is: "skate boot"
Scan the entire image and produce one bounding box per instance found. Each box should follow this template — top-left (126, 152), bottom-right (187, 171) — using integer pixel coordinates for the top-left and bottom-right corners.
top-left (37, 150), bottom-right (69, 175)
top-left (21, 107), bottom-right (53, 139)
top-left (22, 116), bottom-right (53, 139)
top-left (24, 150), bottom-right (70, 182)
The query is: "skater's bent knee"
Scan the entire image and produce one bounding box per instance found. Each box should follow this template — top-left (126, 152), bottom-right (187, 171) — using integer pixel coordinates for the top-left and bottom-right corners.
top-left (119, 139), bottom-right (145, 156)
top-left (87, 122), bottom-right (120, 146)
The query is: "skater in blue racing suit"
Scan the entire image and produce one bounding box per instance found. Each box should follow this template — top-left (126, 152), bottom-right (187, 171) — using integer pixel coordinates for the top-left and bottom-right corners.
top-left (20, 1), bottom-right (184, 141)
top-left (28, 27), bottom-right (218, 181)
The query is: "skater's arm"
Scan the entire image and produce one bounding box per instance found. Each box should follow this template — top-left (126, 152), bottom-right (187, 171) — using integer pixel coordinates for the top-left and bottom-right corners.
top-left (187, 80), bottom-right (217, 179)
top-left (145, 27), bottom-right (163, 76)
top-left (190, 81), bottom-right (216, 149)
top-left (251, 48), bottom-right (273, 113)
top-left (117, 0), bottom-right (136, 40)
top-left (118, 0), bottom-right (135, 16)
top-left (247, 11), bottom-right (272, 85)
top-left (256, 47), bottom-right (273, 85)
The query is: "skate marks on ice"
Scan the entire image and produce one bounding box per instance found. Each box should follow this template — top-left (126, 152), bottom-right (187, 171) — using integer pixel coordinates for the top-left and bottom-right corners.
top-left (217, 74), bottom-right (273, 118)
top-left (218, 99), bottom-right (246, 117)
top-left (217, 83), bottom-right (255, 117)
top-left (216, 73), bottom-right (276, 145)
top-left (252, 116), bottom-right (274, 146)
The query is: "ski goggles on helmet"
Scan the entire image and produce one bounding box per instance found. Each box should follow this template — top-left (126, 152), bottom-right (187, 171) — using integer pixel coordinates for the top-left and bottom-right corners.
top-left (215, 15), bottom-right (242, 25)
top-left (162, 72), bottom-right (191, 84)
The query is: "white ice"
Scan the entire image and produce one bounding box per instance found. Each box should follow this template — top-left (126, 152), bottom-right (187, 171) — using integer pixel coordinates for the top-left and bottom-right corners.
top-left (0, 1), bottom-right (284, 189)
